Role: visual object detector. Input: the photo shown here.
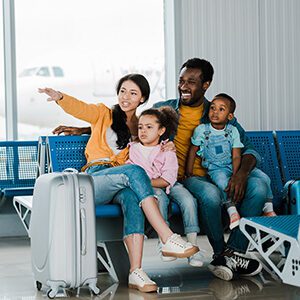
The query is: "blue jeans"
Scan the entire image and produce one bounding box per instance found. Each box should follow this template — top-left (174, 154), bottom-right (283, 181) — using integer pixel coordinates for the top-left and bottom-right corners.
top-left (169, 183), bottom-right (200, 234)
top-left (113, 188), bottom-right (145, 237)
top-left (86, 164), bottom-right (154, 205)
top-left (154, 183), bottom-right (200, 235)
top-left (86, 164), bottom-right (154, 237)
top-left (209, 167), bottom-right (274, 203)
top-left (183, 175), bottom-right (267, 255)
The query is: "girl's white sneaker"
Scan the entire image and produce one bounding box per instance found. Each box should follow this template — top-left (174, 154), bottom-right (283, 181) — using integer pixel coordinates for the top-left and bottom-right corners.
top-left (128, 268), bottom-right (157, 293)
top-left (161, 234), bottom-right (199, 258)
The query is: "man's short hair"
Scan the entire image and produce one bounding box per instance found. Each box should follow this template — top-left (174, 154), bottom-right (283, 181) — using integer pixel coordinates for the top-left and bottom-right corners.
top-left (180, 58), bottom-right (214, 82)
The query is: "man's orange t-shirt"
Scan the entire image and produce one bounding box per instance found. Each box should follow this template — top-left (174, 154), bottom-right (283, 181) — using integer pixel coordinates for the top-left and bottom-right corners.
top-left (174, 104), bottom-right (207, 179)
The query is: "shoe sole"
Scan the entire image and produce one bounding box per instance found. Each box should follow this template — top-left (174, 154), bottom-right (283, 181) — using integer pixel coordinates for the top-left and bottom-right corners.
top-left (162, 246), bottom-right (199, 258)
top-left (240, 263), bottom-right (263, 277)
top-left (208, 264), bottom-right (233, 281)
top-left (188, 260), bottom-right (204, 267)
top-left (161, 256), bottom-right (177, 262)
top-left (128, 283), bottom-right (158, 293)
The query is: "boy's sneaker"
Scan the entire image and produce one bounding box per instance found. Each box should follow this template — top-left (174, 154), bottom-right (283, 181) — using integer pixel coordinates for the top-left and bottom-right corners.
top-left (208, 249), bottom-right (262, 281)
top-left (229, 212), bottom-right (241, 230)
top-left (161, 234), bottom-right (199, 258)
top-left (188, 250), bottom-right (205, 267)
top-left (263, 211), bottom-right (277, 217)
top-left (157, 241), bottom-right (177, 262)
top-left (128, 268), bottom-right (157, 293)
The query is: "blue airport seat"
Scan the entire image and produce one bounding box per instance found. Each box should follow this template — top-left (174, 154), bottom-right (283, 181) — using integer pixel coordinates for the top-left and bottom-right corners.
top-left (46, 135), bottom-right (90, 172)
top-left (276, 130), bottom-right (300, 182)
top-left (240, 215), bottom-right (300, 287)
top-left (95, 204), bottom-right (122, 218)
top-left (243, 215), bottom-right (300, 239)
top-left (0, 141), bottom-right (38, 196)
top-left (246, 131), bottom-right (284, 209)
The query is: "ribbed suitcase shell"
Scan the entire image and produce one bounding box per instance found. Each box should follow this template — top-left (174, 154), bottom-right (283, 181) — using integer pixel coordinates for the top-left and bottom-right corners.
top-left (29, 172), bottom-right (99, 298)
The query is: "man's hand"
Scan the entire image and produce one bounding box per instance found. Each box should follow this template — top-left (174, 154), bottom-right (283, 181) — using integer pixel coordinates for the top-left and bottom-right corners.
top-left (160, 140), bottom-right (176, 152)
top-left (225, 170), bottom-right (248, 203)
top-left (52, 125), bottom-right (91, 136)
top-left (225, 154), bottom-right (257, 203)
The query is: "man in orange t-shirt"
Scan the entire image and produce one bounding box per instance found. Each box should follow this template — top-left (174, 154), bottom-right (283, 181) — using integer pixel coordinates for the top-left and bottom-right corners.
top-left (154, 58), bottom-right (265, 281)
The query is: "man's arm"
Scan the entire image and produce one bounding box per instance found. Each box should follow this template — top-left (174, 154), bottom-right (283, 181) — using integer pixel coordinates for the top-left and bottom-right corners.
top-left (232, 148), bottom-right (241, 175)
top-left (185, 145), bottom-right (198, 177)
top-left (52, 125), bottom-right (91, 136)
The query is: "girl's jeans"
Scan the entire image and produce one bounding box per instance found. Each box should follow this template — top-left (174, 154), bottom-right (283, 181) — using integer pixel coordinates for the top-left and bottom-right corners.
top-left (86, 164), bottom-right (154, 237)
top-left (154, 183), bottom-right (200, 235)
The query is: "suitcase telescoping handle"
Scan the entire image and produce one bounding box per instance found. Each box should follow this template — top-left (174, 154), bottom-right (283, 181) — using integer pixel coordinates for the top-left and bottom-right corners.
top-left (69, 171), bottom-right (87, 256)
top-left (80, 208), bottom-right (87, 255)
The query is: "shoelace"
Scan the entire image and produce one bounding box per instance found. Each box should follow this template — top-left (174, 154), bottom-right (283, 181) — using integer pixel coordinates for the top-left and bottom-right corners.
top-left (232, 255), bottom-right (250, 270)
top-left (168, 234), bottom-right (185, 248)
top-left (225, 255), bottom-right (238, 271)
top-left (133, 269), bottom-right (153, 283)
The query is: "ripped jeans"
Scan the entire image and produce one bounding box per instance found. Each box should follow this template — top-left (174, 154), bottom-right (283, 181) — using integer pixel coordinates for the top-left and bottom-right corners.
top-left (86, 164), bottom-right (154, 237)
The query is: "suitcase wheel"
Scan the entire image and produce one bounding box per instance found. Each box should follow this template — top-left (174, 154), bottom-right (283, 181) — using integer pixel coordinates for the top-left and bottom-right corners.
top-left (47, 289), bottom-right (56, 299)
top-left (36, 281), bottom-right (42, 291)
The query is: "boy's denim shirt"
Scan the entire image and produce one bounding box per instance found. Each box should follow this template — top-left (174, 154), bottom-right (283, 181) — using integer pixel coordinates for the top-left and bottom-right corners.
top-left (153, 98), bottom-right (262, 167)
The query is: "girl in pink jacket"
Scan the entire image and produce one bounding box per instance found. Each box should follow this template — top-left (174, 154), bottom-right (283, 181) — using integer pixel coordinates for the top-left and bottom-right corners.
top-left (127, 107), bottom-right (204, 267)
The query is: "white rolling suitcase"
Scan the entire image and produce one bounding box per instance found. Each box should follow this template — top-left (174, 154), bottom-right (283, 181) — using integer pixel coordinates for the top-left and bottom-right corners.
top-left (29, 171), bottom-right (100, 298)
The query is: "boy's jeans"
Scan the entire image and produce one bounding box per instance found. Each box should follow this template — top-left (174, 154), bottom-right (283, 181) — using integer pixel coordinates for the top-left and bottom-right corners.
top-left (183, 175), bottom-right (267, 255)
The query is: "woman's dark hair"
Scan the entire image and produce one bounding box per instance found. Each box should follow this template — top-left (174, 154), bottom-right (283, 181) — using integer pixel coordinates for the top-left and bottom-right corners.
top-left (111, 74), bottom-right (150, 149)
top-left (140, 106), bottom-right (179, 142)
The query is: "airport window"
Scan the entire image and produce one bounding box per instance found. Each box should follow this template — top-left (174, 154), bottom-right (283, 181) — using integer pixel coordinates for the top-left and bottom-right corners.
top-left (0, 1), bottom-right (5, 140)
top-left (14, 0), bottom-right (165, 140)
top-left (36, 67), bottom-right (50, 77)
top-left (52, 66), bottom-right (64, 77)
top-left (19, 68), bottom-right (38, 77)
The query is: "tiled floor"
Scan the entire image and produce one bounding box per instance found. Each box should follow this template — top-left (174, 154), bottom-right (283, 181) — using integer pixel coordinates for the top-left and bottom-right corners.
top-left (0, 236), bottom-right (299, 300)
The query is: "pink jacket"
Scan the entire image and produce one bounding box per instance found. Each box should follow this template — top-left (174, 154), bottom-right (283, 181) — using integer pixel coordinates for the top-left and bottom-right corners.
top-left (126, 142), bottom-right (178, 193)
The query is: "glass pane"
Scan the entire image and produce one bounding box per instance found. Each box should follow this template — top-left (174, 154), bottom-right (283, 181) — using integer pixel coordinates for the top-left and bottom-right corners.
top-left (0, 1), bottom-right (6, 140)
top-left (15, 0), bottom-right (165, 140)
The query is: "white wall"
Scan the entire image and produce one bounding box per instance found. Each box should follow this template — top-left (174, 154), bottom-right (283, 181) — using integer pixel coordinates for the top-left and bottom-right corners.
top-left (168, 0), bottom-right (300, 130)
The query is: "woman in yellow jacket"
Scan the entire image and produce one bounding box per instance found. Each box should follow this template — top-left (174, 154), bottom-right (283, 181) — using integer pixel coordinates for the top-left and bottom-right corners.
top-left (39, 73), bottom-right (198, 293)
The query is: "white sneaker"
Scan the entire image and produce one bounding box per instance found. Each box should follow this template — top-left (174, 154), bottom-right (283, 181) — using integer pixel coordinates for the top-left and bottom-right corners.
top-left (188, 250), bottom-right (204, 267)
top-left (128, 268), bottom-right (157, 293)
top-left (157, 241), bottom-right (177, 262)
top-left (161, 234), bottom-right (199, 258)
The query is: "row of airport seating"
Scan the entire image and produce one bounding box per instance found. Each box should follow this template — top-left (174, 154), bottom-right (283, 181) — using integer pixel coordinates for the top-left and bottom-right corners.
top-left (1, 130), bottom-right (299, 210)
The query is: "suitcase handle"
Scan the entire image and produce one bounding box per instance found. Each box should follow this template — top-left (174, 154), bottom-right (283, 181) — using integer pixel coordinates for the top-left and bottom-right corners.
top-left (63, 168), bottom-right (79, 174)
top-left (80, 208), bottom-right (87, 255)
